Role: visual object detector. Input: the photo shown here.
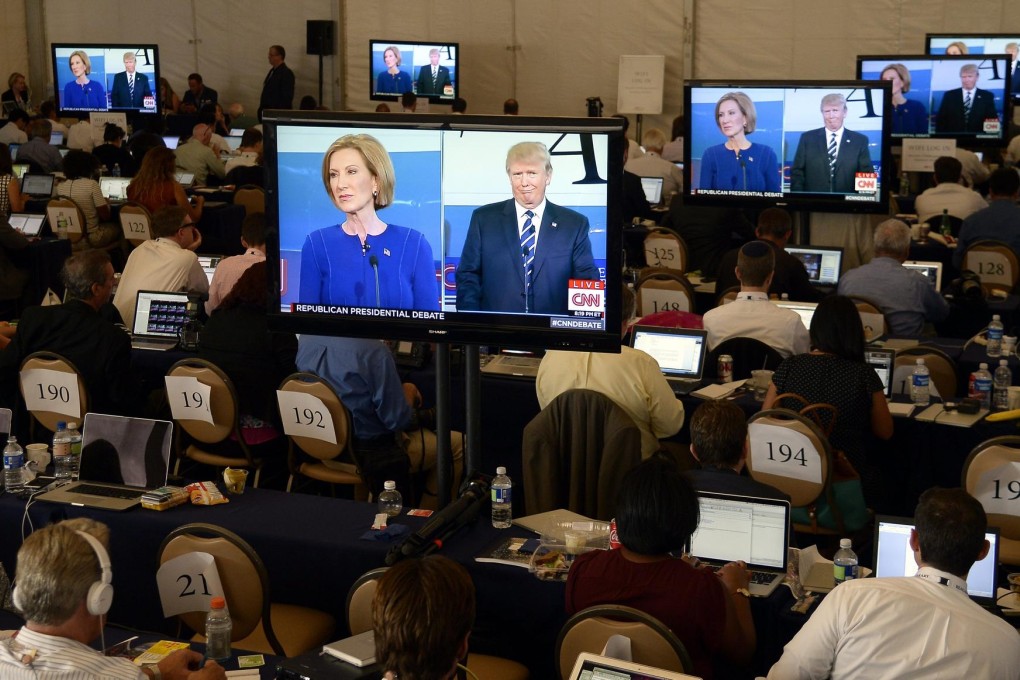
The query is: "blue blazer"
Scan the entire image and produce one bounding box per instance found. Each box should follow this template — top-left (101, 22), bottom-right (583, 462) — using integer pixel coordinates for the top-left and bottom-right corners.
top-left (790, 127), bottom-right (873, 193)
top-left (456, 199), bottom-right (599, 314)
top-left (110, 71), bottom-right (152, 109)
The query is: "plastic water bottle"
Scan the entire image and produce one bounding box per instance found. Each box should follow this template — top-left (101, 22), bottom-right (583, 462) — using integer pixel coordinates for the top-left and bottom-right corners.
top-left (940, 209), bottom-right (952, 238)
top-left (911, 359), bottom-right (930, 407)
top-left (491, 467), bottom-right (512, 529)
top-left (204, 596), bottom-right (232, 662)
top-left (66, 422), bottom-right (82, 479)
top-left (974, 362), bottom-right (993, 409)
top-left (988, 315), bottom-right (1004, 358)
top-left (377, 480), bottom-right (403, 517)
top-left (52, 421), bottom-right (72, 479)
top-left (833, 538), bottom-right (858, 586)
top-left (56, 216), bottom-right (68, 240)
top-left (994, 359), bottom-right (1013, 411)
top-left (3, 436), bottom-right (25, 495)
top-left (112, 163), bottom-right (121, 177)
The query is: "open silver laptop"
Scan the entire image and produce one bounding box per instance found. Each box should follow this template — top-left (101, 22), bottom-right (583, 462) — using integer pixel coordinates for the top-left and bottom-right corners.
top-left (480, 351), bottom-right (542, 378)
top-left (99, 176), bottom-right (132, 203)
top-left (197, 255), bottom-right (224, 287)
top-left (688, 492), bottom-right (790, 597)
top-left (639, 176), bottom-right (664, 205)
top-left (130, 290), bottom-right (190, 350)
top-left (36, 414), bottom-right (172, 511)
top-left (903, 260), bottom-right (943, 291)
top-left (775, 300), bottom-right (818, 329)
top-left (568, 653), bottom-right (699, 680)
top-left (8, 213), bottom-right (46, 237)
top-left (630, 325), bottom-right (708, 395)
top-left (786, 245), bottom-right (844, 288)
top-left (20, 173), bottom-right (54, 198)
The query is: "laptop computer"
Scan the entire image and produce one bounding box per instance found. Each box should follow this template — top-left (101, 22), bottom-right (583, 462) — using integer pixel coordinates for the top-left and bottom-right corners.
top-left (480, 352), bottom-right (542, 378)
top-left (903, 260), bottom-right (943, 291)
top-left (130, 290), bottom-right (190, 350)
top-left (873, 515), bottom-right (1000, 606)
top-left (163, 135), bottom-right (181, 150)
top-left (49, 131), bottom-right (64, 146)
top-left (8, 213), bottom-right (46, 237)
top-left (688, 492), bottom-right (791, 597)
top-left (774, 300), bottom-right (818, 329)
top-left (36, 414), bottom-right (173, 511)
top-left (175, 171), bottom-right (195, 187)
top-left (786, 245), bottom-right (844, 288)
top-left (11, 163), bottom-right (29, 180)
top-left (639, 176), bottom-right (664, 205)
top-left (197, 255), bottom-right (223, 287)
top-left (8, 143), bottom-right (18, 161)
top-left (20, 174), bottom-right (55, 198)
top-left (99, 176), bottom-right (132, 203)
top-left (865, 348), bottom-right (896, 398)
top-left (224, 135), bottom-right (243, 152)
top-left (568, 653), bottom-right (699, 680)
top-left (631, 325), bottom-right (708, 395)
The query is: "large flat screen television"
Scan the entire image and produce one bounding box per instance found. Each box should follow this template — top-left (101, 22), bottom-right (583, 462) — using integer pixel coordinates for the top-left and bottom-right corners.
top-left (926, 33), bottom-right (1020, 56)
top-left (857, 54), bottom-right (1011, 143)
top-left (369, 40), bottom-right (459, 103)
top-left (684, 81), bottom-right (892, 213)
top-left (263, 112), bottom-right (624, 351)
top-left (52, 43), bottom-right (159, 116)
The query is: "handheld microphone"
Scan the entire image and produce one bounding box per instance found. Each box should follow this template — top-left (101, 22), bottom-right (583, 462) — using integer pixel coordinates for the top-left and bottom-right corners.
top-left (369, 255), bottom-right (380, 308)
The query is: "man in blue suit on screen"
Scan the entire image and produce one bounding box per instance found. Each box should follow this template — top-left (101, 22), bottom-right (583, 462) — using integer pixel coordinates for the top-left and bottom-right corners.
top-left (790, 93), bottom-right (873, 194)
top-left (456, 141), bottom-right (599, 315)
top-left (110, 52), bottom-right (152, 109)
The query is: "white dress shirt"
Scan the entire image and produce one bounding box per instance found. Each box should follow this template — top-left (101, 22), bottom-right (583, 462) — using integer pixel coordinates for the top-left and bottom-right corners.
top-left (702, 292), bottom-right (810, 358)
top-left (0, 627), bottom-right (145, 679)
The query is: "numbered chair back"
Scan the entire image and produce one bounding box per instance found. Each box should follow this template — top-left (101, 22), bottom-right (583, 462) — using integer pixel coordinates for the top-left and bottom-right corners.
top-left (118, 201), bottom-right (153, 247)
top-left (746, 408), bottom-right (831, 510)
top-left (158, 522), bottom-right (335, 657)
top-left (962, 436), bottom-right (1020, 565)
top-left (962, 240), bottom-right (1020, 295)
top-left (233, 185), bottom-right (265, 216)
top-left (45, 198), bottom-right (85, 244)
top-left (847, 296), bottom-right (888, 342)
top-left (276, 372), bottom-right (367, 499)
top-left (635, 268), bottom-right (695, 317)
top-left (19, 351), bottom-right (89, 438)
top-left (555, 605), bottom-right (694, 680)
top-left (643, 228), bottom-right (687, 272)
top-left (165, 358), bottom-right (262, 486)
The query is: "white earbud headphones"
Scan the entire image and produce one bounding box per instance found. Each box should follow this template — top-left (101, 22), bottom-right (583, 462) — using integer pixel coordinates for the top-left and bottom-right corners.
top-left (12, 529), bottom-right (114, 617)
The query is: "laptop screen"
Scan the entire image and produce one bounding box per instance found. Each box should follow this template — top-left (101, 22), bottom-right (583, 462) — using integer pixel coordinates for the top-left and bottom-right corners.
top-left (568, 653), bottom-right (699, 680)
top-left (163, 135), bottom-right (181, 150)
top-left (865, 348), bottom-right (895, 397)
top-left (775, 300), bottom-right (818, 329)
top-left (640, 176), bottom-right (664, 204)
top-left (689, 492), bottom-right (790, 571)
top-left (50, 131), bottom-right (64, 146)
top-left (786, 246), bottom-right (844, 286)
top-left (8, 213), bottom-right (45, 236)
top-left (197, 255), bottom-right (222, 286)
top-left (80, 413), bottom-right (172, 488)
top-left (175, 171), bottom-right (194, 186)
top-left (12, 163), bottom-right (29, 179)
top-left (873, 516), bottom-right (999, 601)
top-left (21, 174), bottom-right (54, 197)
top-left (132, 290), bottom-right (190, 338)
top-left (100, 177), bottom-right (132, 201)
top-left (630, 326), bottom-right (707, 380)
top-left (903, 260), bottom-right (942, 291)
top-left (225, 136), bottom-right (243, 151)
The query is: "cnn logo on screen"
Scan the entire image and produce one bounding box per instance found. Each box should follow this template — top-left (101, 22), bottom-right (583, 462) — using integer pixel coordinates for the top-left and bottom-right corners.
top-left (568, 279), bottom-right (605, 313)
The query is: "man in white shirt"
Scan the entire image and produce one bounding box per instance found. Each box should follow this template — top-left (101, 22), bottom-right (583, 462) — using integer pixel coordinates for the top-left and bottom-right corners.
top-left (113, 206), bottom-right (208, 323)
top-left (768, 488), bottom-right (1020, 679)
top-left (0, 109), bottom-right (29, 145)
top-left (914, 155), bottom-right (988, 224)
top-left (0, 518), bottom-right (224, 680)
top-left (624, 128), bottom-right (684, 202)
top-left (702, 240), bottom-right (810, 358)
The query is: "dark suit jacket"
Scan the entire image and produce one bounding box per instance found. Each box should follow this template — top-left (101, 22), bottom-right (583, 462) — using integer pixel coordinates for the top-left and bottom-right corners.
top-left (182, 86), bottom-right (218, 112)
top-left (415, 65), bottom-right (451, 95)
top-left (685, 466), bottom-right (791, 502)
top-left (0, 300), bottom-right (136, 415)
top-left (110, 71), bottom-right (152, 109)
top-left (790, 127), bottom-right (873, 193)
top-left (456, 199), bottom-right (599, 314)
top-left (715, 240), bottom-right (825, 302)
top-left (259, 63), bottom-right (295, 115)
top-left (935, 88), bottom-right (998, 133)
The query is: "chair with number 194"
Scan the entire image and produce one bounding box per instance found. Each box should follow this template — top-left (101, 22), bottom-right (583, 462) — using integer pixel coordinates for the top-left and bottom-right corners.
top-left (962, 436), bottom-right (1020, 566)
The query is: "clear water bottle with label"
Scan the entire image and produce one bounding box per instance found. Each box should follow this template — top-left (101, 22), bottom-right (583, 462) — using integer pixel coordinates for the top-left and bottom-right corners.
top-left (974, 362), bottom-right (993, 409)
top-left (491, 467), bottom-right (512, 528)
top-left (204, 596), bottom-right (232, 662)
top-left (377, 480), bottom-right (403, 517)
top-left (112, 163), bottom-right (121, 177)
top-left (3, 436), bottom-right (25, 495)
top-left (911, 359), bottom-right (930, 407)
top-left (66, 422), bottom-right (82, 479)
top-left (52, 421), bottom-right (72, 479)
top-left (988, 314), bottom-right (1004, 358)
top-left (994, 359), bottom-right (1012, 411)
top-left (833, 538), bottom-right (858, 586)
top-left (56, 216), bottom-right (68, 240)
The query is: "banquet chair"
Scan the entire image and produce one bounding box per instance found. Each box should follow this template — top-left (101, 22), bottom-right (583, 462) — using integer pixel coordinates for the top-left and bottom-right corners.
top-left (715, 285), bottom-right (740, 307)
top-left (233, 185), bottom-right (265, 216)
top-left (960, 240), bottom-right (1020, 295)
top-left (277, 372), bottom-right (368, 500)
top-left (158, 522), bottom-right (335, 657)
top-left (643, 228), bottom-right (687, 272)
top-left (166, 358), bottom-right (266, 487)
top-left (962, 436), bottom-right (1020, 565)
top-left (344, 566), bottom-right (530, 679)
top-left (846, 296), bottom-right (889, 342)
top-left (635, 269), bottom-right (696, 317)
top-left (19, 351), bottom-right (89, 440)
top-left (45, 198), bottom-right (86, 245)
top-left (555, 605), bottom-right (694, 680)
top-left (923, 213), bottom-right (963, 239)
top-left (118, 201), bottom-right (154, 247)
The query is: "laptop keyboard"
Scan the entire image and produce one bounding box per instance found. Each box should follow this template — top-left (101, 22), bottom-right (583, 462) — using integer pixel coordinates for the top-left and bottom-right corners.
top-left (708, 565), bottom-right (779, 584)
top-left (74, 484), bottom-right (144, 500)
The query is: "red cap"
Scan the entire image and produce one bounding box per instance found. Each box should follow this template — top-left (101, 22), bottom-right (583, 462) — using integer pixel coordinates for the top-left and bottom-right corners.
top-left (210, 596), bottom-right (226, 609)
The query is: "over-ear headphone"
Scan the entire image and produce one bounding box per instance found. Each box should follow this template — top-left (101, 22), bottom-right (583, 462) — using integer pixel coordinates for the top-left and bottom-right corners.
top-left (12, 529), bottom-right (114, 617)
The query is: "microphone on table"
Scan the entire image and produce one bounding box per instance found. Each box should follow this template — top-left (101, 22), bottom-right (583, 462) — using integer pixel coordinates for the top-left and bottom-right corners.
top-left (369, 255), bottom-right (380, 308)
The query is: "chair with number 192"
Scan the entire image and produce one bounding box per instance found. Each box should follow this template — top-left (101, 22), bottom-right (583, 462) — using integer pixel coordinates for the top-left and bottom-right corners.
top-left (962, 436), bottom-right (1020, 566)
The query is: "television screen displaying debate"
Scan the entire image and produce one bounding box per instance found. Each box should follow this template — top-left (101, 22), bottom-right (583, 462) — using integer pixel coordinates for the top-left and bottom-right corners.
top-left (684, 81), bottom-right (892, 213)
top-left (369, 40), bottom-right (459, 103)
top-left (52, 43), bottom-right (160, 115)
top-left (263, 112), bottom-right (624, 351)
top-left (857, 54), bottom-right (1011, 143)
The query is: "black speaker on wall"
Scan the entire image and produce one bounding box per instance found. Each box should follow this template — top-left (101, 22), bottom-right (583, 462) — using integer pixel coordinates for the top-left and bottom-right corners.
top-left (307, 20), bottom-right (335, 56)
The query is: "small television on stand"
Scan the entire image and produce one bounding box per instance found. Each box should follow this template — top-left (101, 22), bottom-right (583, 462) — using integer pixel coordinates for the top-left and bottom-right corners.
top-left (369, 40), bottom-right (459, 104)
top-left (52, 43), bottom-right (160, 117)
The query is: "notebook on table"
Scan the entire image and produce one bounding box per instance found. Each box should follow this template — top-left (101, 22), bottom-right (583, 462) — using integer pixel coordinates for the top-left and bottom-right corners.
top-left (567, 653), bottom-right (700, 680)
top-left (639, 176), bottom-right (664, 205)
top-left (630, 325), bottom-right (708, 396)
top-left (786, 245), bottom-right (844, 288)
top-left (36, 414), bottom-right (173, 511)
top-left (99, 176), bottom-right (132, 203)
top-left (20, 174), bottom-right (54, 198)
top-left (903, 260), bottom-right (943, 291)
top-left (688, 492), bottom-right (791, 597)
top-left (7, 213), bottom-right (46, 237)
top-left (130, 290), bottom-right (190, 350)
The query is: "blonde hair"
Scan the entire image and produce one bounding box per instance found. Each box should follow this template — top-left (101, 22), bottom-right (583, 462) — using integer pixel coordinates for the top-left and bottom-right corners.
top-left (384, 45), bottom-right (403, 66)
top-left (881, 63), bottom-right (912, 93)
top-left (320, 134), bottom-right (395, 210)
top-left (505, 141), bottom-right (552, 174)
top-left (68, 50), bottom-right (92, 75)
top-left (715, 92), bottom-right (758, 134)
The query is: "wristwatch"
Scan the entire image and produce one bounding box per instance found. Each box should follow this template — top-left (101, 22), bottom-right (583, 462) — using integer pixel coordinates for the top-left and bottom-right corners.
top-left (733, 587), bottom-right (751, 598)
top-left (143, 664), bottom-right (162, 680)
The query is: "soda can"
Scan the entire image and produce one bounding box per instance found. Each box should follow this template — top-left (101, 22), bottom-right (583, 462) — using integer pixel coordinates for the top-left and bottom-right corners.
top-left (718, 354), bottom-right (734, 382)
top-left (609, 518), bottom-right (621, 549)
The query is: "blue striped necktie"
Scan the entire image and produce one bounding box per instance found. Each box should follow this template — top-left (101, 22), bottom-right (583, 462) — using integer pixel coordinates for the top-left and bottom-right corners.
top-left (827, 132), bottom-right (837, 177)
top-left (521, 210), bottom-right (536, 293)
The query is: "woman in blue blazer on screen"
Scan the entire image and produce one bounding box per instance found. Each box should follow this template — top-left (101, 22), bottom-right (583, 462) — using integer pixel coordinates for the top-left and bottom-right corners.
top-left (61, 50), bottom-right (107, 110)
top-left (882, 63), bottom-right (928, 135)
top-left (375, 46), bottom-right (412, 95)
top-left (699, 91), bottom-right (779, 193)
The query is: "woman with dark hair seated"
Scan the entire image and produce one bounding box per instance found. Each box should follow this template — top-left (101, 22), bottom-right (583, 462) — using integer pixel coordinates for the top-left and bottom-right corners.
top-left (198, 261), bottom-right (297, 445)
top-left (56, 150), bottom-right (121, 250)
top-left (763, 295), bottom-right (893, 505)
top-left (565, 456), bottom-right (755, 679)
